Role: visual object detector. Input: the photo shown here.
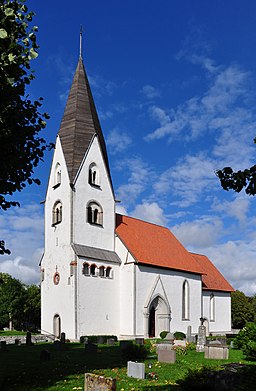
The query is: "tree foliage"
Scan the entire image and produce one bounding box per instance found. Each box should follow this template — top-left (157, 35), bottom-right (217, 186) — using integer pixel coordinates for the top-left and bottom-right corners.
top-left (0, 0), bottom-right (51, 254)
top-left (216, 138), bottom-right (256, 196)
top-left (231, 290), bottom-right (254, 329)
top-left (0, 272), bottom-right (40, 330)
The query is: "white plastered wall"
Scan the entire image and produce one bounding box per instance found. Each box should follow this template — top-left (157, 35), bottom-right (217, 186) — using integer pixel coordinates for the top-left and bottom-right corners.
top-left (203, 291), bottom-right (232, 334)
top-left (73, 136), bottom-right (115, 252)
top-left (76, 257), bottom-right (120, 337)
top-left (41, 136), bottom-right (76, 339)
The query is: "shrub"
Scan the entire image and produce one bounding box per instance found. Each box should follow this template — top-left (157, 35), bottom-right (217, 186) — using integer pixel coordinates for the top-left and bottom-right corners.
top-left (244, 340), bottom-right (256, 360)
top-left (186, 341), bottom-right (196, 351)
top-left (160, 330), bottom-right (169, 339)
top-left (174, 331), bottom-right (186, 340)
top-left (234, 322), bottom-right (256, 349)
top-left (173, 345), bottom-right (187, 356)
top-left (121, 343), bottom-right (149, 360)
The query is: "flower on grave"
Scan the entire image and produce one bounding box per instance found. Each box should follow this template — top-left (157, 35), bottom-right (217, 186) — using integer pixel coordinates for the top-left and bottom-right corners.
top-left (147, 371), bottom-right (158, 380)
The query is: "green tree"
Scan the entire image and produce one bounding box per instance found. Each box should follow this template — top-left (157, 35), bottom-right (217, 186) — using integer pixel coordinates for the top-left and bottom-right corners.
top-left (0, 272), bottom-right (26, 329)
top-left (216, 138), bottom-right (256, 195)
top-left (0, 272), bottom-right (41, 330)
top-left (0, 0), bottom-right (51, 255)
top-left (231, 290), bottom-right (254, 329)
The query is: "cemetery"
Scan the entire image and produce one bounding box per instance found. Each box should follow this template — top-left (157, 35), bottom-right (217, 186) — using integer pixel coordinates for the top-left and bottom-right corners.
top-left (0, 328), bottom-right (256, 390)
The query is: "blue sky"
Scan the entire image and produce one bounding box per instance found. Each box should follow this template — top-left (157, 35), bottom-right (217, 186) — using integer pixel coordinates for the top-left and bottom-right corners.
top-left (1, 0), bottom-right (256, 295)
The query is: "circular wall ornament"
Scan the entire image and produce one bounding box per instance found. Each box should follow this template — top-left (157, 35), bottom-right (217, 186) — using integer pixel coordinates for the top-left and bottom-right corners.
top-left (53, 272), bottom-right (60, 285)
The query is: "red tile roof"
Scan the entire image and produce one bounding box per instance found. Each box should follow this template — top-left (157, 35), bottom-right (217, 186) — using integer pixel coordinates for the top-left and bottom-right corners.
top-left (190, 253), bottom-right (234, 292)
top-left (116, 214), bottom-right (204, 275)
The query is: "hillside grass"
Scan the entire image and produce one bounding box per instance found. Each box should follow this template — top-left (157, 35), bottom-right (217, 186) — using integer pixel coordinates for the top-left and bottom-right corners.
top-left (0, 342), bottom-right (255, 390)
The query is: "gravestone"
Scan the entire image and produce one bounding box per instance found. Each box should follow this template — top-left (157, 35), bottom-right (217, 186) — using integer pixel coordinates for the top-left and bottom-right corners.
top-left (0, 341), bottom-right (7, 351)
top-left (60, 332), bottom-right (66, 344)
top-left (127, 361), bottom-right (145, 379)
top-left (135, 337), bottom-right (144, 345)
top-left (107, 338), bottom-right (115, 346)
top-left (196, 325), bottom-right (206, 352)
top-left (97, 336), bottom-right (105, 344)
top-left (85, 342), bottom-right (97, 353)
top-left (186, 325), bottom-right (193, 343)
top-left (84, 373), bottom-right (116, 390)
top-left (157, 347), bottom-right (176, 363)
top-left (164, 332), bottom-right (174, 344)
top-left (40, 349), bottom-right (51, 361)
top-left (26, 331), bottom-right (33, 346)
top-left (15, 338), bottom-right (21, 345)
top-left (156, 343), bottom-right (173, 353)
top-left (204, 344), bottom-right (229, 360)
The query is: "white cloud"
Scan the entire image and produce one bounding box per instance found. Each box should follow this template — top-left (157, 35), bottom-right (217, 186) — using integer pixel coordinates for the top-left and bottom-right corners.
top-left (212, 196), bottom-right (250, 225)
top-left (172, 217), bottom-right (223, 248)
top-left (141, 85), bottom-right (160, 99)
top-left (0, 203), bottom-right (44, 284)
top-left (131, 202), bottom-right (167, 226)
top-left (154, 152), bottom-right (217, 207)
top-left (145, 64), bottom-right (255, 151)
top-left (106, 128), bottom-right (132, 154)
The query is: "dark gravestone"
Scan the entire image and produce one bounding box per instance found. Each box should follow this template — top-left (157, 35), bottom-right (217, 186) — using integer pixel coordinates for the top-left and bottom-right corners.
top-left (135, 338), bottom-right (144, 345)
top-left (85, 343), bottom-right (97, 353)
top-left (107, 338), bottom-right (115, 345)
top-left (15, 338), bottom-right (21, 345)
top-left (40, 349), bottom-right (51, 361)
top-left (97, 336), bottom-right (105, 344)
top-left (26, 331), bottom-right (33, 346)
top-left (60, 332), bottom-right (66, 344)
top-left (0, 341), bottom-right (7, 351)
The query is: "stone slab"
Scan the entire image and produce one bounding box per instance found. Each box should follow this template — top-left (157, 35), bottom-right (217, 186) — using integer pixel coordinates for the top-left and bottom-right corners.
top-left (127, 361), bottom-right (145, 379)
top-left (204, 345), bottom-right (229, 360)
top-left (84, 373), bottom-right (116, 391)
top-left (158, 349), bottom-right (176, 363)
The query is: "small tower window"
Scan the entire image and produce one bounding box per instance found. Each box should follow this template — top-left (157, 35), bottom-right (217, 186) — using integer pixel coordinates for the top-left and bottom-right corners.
top-left (54, 163), bottom-right (61, 188)
top-left (106, 267), bottom-right (112, 278)
top-left (88, 163), bottom-right (100, 187)
top-left (87, 201), bottom-right (103, 226)
top-left (90, 264), bottom-right (97, 276)
top-left (52, 201), bottom-right (62, 225)
top-left (82, 263), bottom-right (90, 276)
top-left (99, 266), bottom-right (105, 277)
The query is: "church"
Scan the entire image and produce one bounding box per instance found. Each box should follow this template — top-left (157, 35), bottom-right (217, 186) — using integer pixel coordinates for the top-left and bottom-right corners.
top-left (41, 47), bottom-right (234, 341)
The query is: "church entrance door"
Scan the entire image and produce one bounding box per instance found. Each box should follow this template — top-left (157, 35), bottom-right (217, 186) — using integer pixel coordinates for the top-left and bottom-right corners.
top-left (149, 306), bottom-right (156, 337)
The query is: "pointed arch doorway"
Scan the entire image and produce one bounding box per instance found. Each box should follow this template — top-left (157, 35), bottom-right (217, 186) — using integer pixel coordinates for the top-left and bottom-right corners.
top-left (147, 295), bottom-right (170, 338)
top-left (53, 314), bottom-right (61, 338)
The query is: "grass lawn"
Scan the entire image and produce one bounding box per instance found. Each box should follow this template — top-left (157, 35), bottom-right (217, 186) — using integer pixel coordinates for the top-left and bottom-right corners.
top-left (0, 331), bottom-right (29, 336)
top-left (0, 343), bottom-right (255, 390)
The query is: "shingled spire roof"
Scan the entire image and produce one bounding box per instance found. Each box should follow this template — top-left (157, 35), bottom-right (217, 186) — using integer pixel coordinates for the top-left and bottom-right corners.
top-left (58, 56), bottom-right (112, 186)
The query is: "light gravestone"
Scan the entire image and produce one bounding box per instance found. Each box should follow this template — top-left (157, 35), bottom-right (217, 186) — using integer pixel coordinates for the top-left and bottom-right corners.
top-left (157, 345), bottom-right (176, 363)
top-left (84, 373), bottom-right (116, 391)
top-left (127, 361), bottom-right (145, 379)
top-left (186, 325), bottom-right (193, 343)
top-left (196, 325), bottom-right (206, 352)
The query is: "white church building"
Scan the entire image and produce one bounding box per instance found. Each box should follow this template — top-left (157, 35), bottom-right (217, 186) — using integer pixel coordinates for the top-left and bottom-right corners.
top-left (41, 52), bottom-right (234, 341)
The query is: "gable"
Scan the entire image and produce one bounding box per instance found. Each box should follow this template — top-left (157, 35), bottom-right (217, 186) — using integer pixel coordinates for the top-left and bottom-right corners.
top-left (116, 214), bottom-right (203, 275)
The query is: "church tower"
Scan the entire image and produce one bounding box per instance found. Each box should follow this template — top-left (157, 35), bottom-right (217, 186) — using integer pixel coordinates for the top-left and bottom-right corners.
top-left (41, 47), bottom-right (119, 340)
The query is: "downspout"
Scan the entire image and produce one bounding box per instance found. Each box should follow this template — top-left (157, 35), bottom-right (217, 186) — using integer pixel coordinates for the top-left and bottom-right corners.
top-left (133, 263), bottom-right (136, 337)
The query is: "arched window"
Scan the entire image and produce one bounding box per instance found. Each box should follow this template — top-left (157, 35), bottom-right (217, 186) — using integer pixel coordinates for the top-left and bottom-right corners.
top-left (210, 293), bottom-right (215, 321)
top-left (82, 263), bottom-right (90, 276)
top-left (106, 267), bottom-right (112, 278)
top-left (54, 163), bottom-right (61, 187)
top-left (99, 266), bottom-right (105, 277)
top-left (88, 163), bottom-right (100, 187)
top-left (90, 264), bottom-right (97, 276)
top-left (52, 201), bottom-right (62, 225)
top-left (87, 201), bottom-right (103, 226)
top-left (182, 280), bottom-right (189, 320)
